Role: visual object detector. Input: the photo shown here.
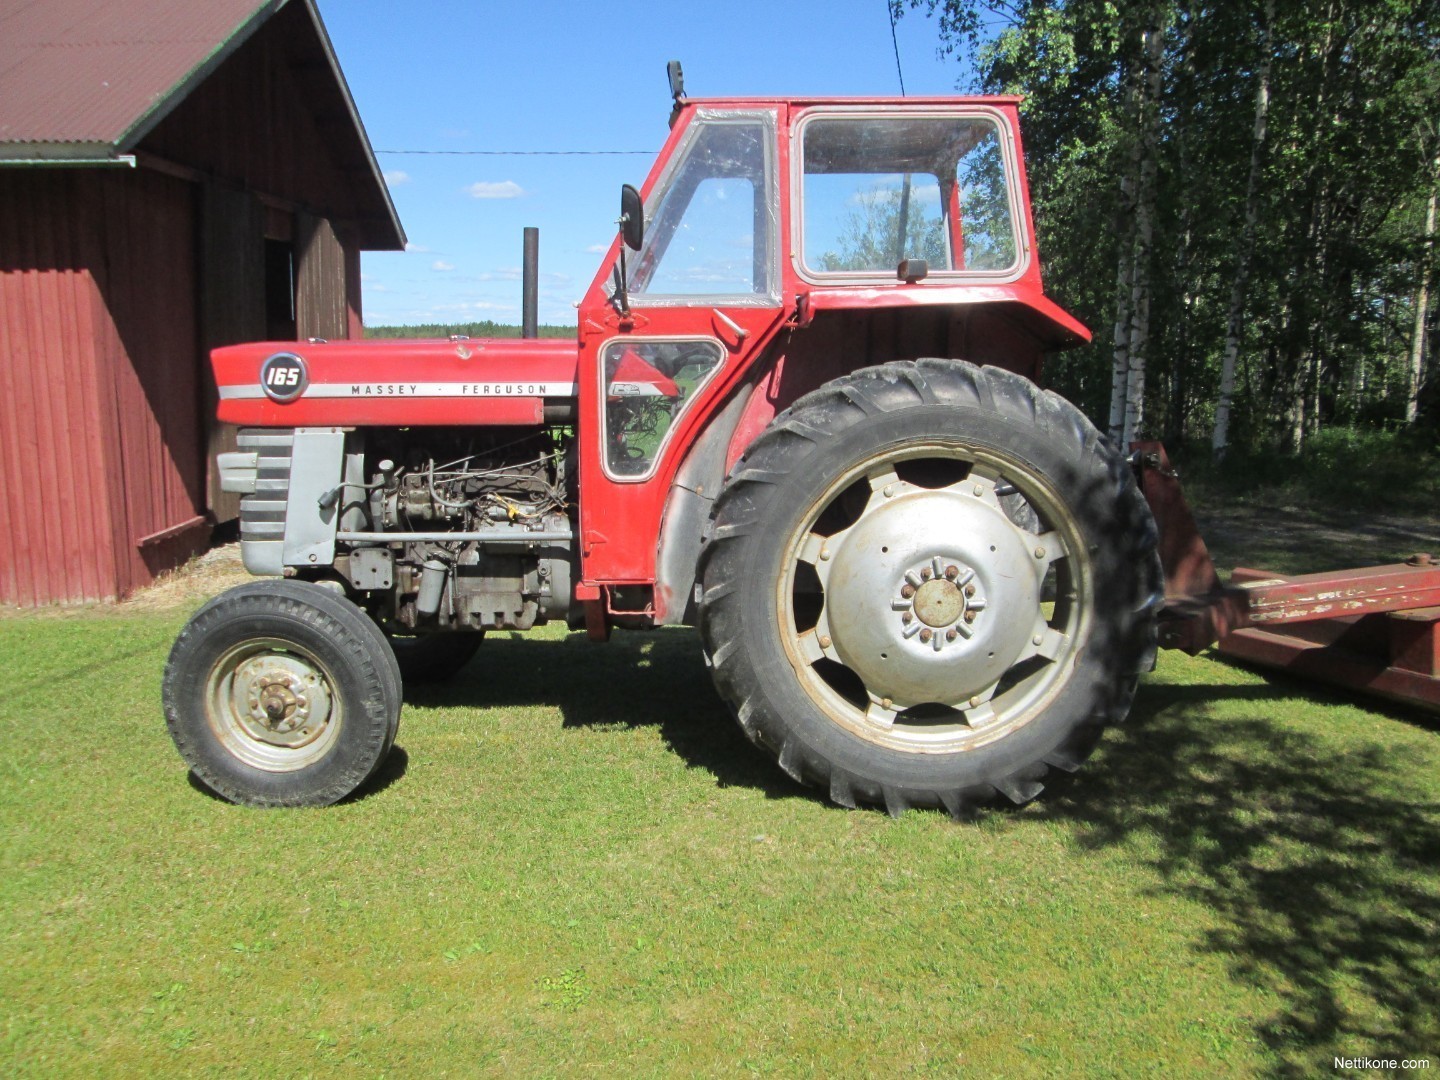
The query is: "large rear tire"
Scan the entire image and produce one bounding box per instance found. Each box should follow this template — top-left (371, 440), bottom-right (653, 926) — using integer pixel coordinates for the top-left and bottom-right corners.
top-left (698, 359), bottom-right (1162, 816)
top-left (163, 580), bottom-right (402, 807)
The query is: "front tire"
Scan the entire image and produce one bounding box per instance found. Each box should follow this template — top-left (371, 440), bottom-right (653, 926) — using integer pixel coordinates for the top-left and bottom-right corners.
top-left (163, 580), bottom-right (402, 807)
top-left (698, 359), bottom-right (1162, 816)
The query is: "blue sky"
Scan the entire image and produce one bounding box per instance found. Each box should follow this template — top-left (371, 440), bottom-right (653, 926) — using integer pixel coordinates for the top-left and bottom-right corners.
top-left (312, 1), bottom-right (974, 327)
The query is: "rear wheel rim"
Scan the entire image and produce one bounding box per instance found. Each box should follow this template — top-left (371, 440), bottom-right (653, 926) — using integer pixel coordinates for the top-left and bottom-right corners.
top-left (777, 443), bottom-right (1091, 754)
top-left (203, 638), bottom-right (343, 772)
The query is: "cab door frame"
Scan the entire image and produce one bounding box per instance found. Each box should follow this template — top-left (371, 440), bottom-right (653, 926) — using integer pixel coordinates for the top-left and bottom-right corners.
top-left (574, 104), bottom-right (795, 618)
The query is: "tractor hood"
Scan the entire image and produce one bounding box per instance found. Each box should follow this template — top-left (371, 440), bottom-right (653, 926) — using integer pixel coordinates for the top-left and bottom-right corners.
top-left (213, 337), bottom-right (580, 427)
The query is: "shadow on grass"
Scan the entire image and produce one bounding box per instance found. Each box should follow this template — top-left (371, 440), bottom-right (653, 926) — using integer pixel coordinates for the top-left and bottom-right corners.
top-left (351, 745), bottom-right (409, 803)
top-left (186, 746), bottom-right (411, 806)
top-left (402, 627), bottom-right (806, 802)
top-left (403, 626), bottom-right (1440, 1072)
top-left (1037, 677), bottom-right (1440, 1077)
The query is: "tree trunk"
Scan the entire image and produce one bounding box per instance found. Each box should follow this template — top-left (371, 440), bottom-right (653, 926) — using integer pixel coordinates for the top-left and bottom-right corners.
top-left (1408, 160), bottom-right (1438, 424)
top-left (1108, 56), bottom-right (1140, 443)
top-left (1212, 0), bottom-right (1273, 463)
top-left (1122, 7), bottom-right (1166, 448)
top-left (1169, 9), bottom-right (1197, 444)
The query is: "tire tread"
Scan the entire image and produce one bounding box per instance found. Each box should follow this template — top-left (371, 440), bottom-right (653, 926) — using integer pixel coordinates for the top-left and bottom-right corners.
top-left (697, 359), bottom-right (1163, 817)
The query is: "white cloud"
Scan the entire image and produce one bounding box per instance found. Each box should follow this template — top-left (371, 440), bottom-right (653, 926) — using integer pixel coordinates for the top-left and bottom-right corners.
top-left (432, 300), bottom-right (515, 314)
top-left (471, 267), bottom-right (521, 282)
top-left (405, 242), bottom-right (434, 253)
top-left (467, 180), bottom-right (525, 200)
top-left (383, 170), bottom-right (411, 186)
top-left (584, 243), bottom-right (608, 254)
top-left (431, 260), bottom-right (456, 272)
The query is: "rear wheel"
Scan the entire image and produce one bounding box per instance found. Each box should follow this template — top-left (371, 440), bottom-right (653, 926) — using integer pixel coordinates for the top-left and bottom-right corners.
top-left (698, 359), bottom-right (1161, 816)
top-left (163, 580), bottom-right (402, 807)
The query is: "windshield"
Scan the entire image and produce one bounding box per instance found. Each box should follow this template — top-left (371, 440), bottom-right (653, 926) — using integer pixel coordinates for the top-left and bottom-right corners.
top-left (626, 112), bottom-right (779, 304)
top-left (800, 113), bottom-right (1020, 277)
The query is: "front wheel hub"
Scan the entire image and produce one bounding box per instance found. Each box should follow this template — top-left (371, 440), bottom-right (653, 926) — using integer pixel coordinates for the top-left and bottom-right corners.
top-left (205, 643), bottom-right (341, 770)
top-left (823, 486), bottom-right (1044, 709)
top-left (231, 655), bottom-right (332, 747)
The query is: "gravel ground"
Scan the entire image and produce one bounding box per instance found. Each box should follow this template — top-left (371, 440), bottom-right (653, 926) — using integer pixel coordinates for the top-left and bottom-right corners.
top-left (1191, 502), bottom-right (1440, 579)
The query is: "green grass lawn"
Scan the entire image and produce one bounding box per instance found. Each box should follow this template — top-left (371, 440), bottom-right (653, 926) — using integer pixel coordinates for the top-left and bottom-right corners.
top-left (3, 565), bottom-right (1438, 1074)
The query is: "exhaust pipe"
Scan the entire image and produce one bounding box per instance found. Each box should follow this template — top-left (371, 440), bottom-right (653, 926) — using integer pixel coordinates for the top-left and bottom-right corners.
top-left (522, 226), bottom-right (538, 339)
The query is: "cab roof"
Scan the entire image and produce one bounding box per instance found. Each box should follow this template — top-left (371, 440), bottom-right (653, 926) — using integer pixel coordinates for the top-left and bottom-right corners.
top-left (681, 95), bottom-right (1024, 110)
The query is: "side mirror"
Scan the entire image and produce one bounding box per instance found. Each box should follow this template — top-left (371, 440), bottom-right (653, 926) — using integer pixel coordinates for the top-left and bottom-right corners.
top-left (620, 184), bottom-right (644, 251)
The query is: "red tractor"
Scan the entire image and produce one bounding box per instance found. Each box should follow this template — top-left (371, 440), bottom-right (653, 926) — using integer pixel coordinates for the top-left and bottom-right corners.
top-left (162, 72), bottom-right (1167, 813)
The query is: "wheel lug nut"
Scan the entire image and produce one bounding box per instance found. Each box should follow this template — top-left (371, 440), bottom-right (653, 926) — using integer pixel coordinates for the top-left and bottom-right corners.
top-left (901, 584), bottom-right (915, 599)
top-left (964, 583), bottom-right (976, 597)
top-left (919, 629), bottom-right (932, 643)
top-left (946, 628), bottom-right (958, 642)
top-left (901, 612), bottom-right (913, 625)
top-left (945, 565), bottom-right (959, 580)
top-left (963, 610), bottom-right (977, 624)
top-left (921, 568), bottom-right (933, 581)
top-left (818, 634), bottom-right (832, 649)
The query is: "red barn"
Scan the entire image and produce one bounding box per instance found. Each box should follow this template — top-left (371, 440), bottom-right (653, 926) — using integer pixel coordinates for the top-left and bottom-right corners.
top-left (0, 0), bottom-right (404, 605)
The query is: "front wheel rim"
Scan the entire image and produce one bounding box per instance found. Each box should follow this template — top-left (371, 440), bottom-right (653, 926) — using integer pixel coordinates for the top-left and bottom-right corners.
top-left (203, 638), bottom-right (343, 772)
top-left (778, 444), bottom-right (1091, 754)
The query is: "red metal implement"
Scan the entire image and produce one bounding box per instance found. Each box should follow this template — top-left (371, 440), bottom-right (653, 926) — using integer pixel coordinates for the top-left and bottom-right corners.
top-left (1135, 441), bottom-right (1440, 711)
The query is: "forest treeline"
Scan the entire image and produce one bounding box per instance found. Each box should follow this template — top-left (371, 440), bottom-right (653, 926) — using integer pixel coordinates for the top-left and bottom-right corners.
top-left (902, 0), bottom-right (1438, 459)
top-left (365, 321), bottom-right (572, 341)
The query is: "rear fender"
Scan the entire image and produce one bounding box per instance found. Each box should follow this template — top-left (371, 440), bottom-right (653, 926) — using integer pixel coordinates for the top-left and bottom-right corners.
top-left (653, 387), bottom-right (753, 625)
top-left (652, 300), bottom-right (1080, 624)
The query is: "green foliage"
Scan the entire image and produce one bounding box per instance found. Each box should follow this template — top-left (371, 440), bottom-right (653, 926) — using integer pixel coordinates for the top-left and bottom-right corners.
top-left (364, 320), bottom-right (574, 340)
top-left (1178, 424), bottom-right (1440, 513)
top-left (903, 0), bottom-right (1440, 451)
top-left (818, 185), bottom-right (950, 271)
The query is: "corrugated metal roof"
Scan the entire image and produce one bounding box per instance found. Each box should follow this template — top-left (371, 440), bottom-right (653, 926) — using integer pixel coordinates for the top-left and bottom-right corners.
top-left (0, 0), bottom-right (403, 248)
top-left (0, 0), bottom-right (274, 152)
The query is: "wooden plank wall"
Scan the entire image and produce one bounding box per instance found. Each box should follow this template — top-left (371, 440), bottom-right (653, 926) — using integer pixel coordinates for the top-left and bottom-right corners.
top-left (295, 211), bottom-right (349, 341)
top-left (199, 184), bottom-right (266, 523)
top-left (91, 168), bottom-right (207, 597)
top-left (0, 168), bottom-right (206, 604)
top-left (0, 172), bottom-right (121, 604)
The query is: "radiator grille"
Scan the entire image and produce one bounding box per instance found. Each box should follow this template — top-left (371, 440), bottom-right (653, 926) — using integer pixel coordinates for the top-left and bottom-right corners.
top-left (237, 429), bottom-right (294, 541)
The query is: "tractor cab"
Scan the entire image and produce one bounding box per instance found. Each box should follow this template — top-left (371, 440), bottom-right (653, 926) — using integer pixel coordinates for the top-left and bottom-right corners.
top-left (574, 94), bottom-right (1086, 603)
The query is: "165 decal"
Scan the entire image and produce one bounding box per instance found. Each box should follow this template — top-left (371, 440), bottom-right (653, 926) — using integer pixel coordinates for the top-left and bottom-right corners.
top-left (259, 352), bottom-right (308, 403)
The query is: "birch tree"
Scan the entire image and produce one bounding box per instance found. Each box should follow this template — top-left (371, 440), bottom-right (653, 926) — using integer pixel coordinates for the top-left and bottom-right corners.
top-left (1211, 0), bottom-right (1273, 462)
top-left (1408, 154), bottom-right (1438, 424)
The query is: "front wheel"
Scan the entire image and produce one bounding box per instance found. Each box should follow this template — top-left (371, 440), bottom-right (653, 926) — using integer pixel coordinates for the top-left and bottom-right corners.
top-left (698, 359), bottom-right (1162, 816)
top-left (162, 580), bottom-right (402, 807)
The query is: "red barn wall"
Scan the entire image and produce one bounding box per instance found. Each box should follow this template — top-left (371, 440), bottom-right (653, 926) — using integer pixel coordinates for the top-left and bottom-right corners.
top-left (0, 1), bottom-right (378, 605)
top-left (0, 168), bottom-right (206, 605)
